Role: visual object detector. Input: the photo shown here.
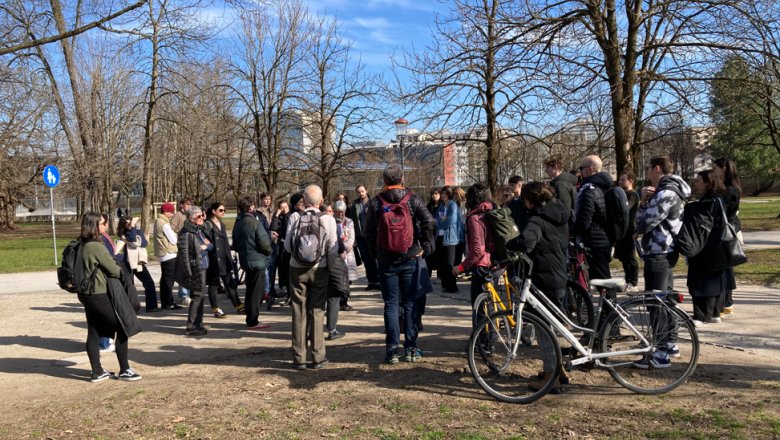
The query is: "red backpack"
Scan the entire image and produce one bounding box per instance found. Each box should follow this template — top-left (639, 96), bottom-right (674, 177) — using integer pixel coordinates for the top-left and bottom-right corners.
top-left (377, 191), bottom-right (414, 253)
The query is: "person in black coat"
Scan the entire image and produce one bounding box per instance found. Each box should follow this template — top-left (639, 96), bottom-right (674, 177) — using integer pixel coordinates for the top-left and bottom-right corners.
top-left (425, 189), bottom-right (441, 280)
top-left (687, 170), bottom-right (733, 326)
top-left (173, 207), bottom-right (213, 336)
top-left (205, 203), bottom-right (244, 317)
top-left (505, 182), bottom-right (570, 394)
top-left (570, 155), bottom-right (613, 280)
top-left (544, 155), bottom-right (578, 221)
top-left (713, 157), bottom-right (741, 316)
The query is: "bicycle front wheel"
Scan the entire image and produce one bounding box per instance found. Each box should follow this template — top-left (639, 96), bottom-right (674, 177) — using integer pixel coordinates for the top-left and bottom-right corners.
top-left (598, 299), bottom-right (699, 394)
top-left (468, 310), bottom-right (562, 404)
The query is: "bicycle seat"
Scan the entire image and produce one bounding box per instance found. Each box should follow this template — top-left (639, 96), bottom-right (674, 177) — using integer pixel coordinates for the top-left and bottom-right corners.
top-left (589, 278), bottom-right (627, 291)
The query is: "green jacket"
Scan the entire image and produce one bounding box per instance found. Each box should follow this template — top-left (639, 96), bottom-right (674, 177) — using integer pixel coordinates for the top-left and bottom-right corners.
top-left (82, 241), bottom-right (121, 294)
top-left (232, 212), bottom-right (273, 271)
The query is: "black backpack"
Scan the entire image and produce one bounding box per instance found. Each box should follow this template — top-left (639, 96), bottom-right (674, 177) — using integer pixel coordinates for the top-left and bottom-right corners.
top-left (673, 199), bottom-right (714, 257)
top-left (602, 186), bottom-right (630, 245)
top-left (57, 241), bottom-right (97, 293)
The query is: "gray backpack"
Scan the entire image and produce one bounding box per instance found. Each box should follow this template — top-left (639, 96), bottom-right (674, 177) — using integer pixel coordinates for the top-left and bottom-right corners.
top-left (292, 210), bottom-right (326, 267)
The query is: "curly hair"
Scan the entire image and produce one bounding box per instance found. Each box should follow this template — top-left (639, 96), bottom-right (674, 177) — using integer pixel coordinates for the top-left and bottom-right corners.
top-left (522, 181), bottom-right (556, 207)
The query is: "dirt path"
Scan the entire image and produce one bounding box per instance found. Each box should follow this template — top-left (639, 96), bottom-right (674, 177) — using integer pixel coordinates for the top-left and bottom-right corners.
top-left (2, 282), bottom-right (780, 440)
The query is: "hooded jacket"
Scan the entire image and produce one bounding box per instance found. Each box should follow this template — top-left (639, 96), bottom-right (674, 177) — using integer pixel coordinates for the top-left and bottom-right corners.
top-left (458, 202), bottom-right (495, 271)
top-left (636, 174), bottom-right (691, 255)
top-left (551, 172), bottom-right (578, 220)
top-left (233, 212), bottom-right (273, 272)
top-left (173, 220), bottom-right (211, 292)
top-left (365, 187), bottom-right (435, 266)
top-left (507, 199), bottom-right (569, 292)
top-left (570, 171), bottom-right (613, 250)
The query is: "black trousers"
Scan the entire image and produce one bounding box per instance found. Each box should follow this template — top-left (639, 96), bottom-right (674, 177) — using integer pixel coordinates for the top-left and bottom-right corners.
top-left (186, 270), bottom-right (208, 331)
top-left (78, 293), bottom-right (130, 375)
top-left (587, 246), bottom-right (613, 280)
top-left (159, 259), bottom-right (177, 308)
top-left (614, 237), bottom-right (639, 287)
top-left (208, 273), bottom-right (242, 311)
top-left (692, 296), bottom-right (717, 322)
top-left (127, 263), bottom-right (158, 311)
top-left (244, 268), bottom-right (266, 327)
top-left (643, 252), bottom-right (680, 350)
top-left (437, 236), bottom-right (459, 292)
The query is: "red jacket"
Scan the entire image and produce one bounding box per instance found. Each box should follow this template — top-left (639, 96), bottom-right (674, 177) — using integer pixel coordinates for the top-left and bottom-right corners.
top-left (458, 202), bottom-right (495, 271)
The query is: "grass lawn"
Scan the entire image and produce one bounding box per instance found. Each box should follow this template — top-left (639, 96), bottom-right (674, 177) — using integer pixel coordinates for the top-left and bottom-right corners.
top-left (738, 198), bottom-right (780, 231)
top-left (610, 248), bottom-right (780, 285)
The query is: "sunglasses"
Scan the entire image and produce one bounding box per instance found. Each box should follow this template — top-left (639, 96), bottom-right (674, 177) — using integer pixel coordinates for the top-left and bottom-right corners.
top-left (579, 166), bottom-right (590, 171)
top-left (217, 209), bottom-right (225, 212)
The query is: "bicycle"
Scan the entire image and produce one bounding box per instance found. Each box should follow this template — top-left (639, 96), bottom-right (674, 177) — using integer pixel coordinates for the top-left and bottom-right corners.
top-left (468, 253), bottom-right (699, 404)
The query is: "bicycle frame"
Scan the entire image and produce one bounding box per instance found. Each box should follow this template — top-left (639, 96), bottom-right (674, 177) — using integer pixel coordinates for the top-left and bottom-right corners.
top-left (481, 268), bottom-right (519, 327)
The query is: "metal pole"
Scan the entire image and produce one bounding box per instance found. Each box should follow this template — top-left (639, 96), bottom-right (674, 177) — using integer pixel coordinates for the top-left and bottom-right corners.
top-left (401, 139), bottom-right (405, 175)
top-left (50, 186), bottom-right (57, 266)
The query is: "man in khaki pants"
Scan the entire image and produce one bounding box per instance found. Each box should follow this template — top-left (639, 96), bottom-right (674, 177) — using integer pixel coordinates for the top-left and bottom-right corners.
top-left (284, 185), bottom-right (338, 370)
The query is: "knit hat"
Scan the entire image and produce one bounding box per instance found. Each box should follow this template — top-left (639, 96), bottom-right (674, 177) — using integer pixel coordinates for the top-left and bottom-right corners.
top-left (161, 202), bottom-right (176, 213)
top-left (289, 193), bottom-right (305, 212)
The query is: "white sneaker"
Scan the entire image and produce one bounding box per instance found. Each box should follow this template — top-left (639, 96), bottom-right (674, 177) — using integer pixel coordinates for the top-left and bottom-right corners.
top-left (711, 317), bottom-right (722, 324)
top-left (180, 297), bottom-right (192, 306)
top-left (693, 320), bottom-right (709, 328)
top-left (624, 284), bottom-right (637, 293)
top-left (100, 344), bottom-right (116, 353)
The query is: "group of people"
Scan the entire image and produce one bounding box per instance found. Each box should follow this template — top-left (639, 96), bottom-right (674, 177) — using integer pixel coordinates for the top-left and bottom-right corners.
top-left (73, 154), bottom-right (742, 388)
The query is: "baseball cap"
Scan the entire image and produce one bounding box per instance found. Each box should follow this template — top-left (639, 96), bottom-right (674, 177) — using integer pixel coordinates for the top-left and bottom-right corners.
top-left (161, 202), bottom-right (175, 213)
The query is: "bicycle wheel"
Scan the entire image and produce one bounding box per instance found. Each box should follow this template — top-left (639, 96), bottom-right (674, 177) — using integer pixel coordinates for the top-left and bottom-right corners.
top-left (598, 298), bottom-right (699, 394)
top-left (471, 292), bottom-right (506, 328)
top-left (564, 280), bottom-right (594, 330)
top-left (468, 310), bottom-right (562, 404)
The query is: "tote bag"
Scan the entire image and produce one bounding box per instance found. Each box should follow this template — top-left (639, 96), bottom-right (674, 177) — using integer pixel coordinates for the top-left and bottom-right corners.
top-left (705, 197), bottom-right (748, 271)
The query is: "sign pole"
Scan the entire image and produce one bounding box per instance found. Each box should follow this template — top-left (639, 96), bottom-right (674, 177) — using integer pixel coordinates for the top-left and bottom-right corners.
top-left (50, 186), bottom-right (57, 266)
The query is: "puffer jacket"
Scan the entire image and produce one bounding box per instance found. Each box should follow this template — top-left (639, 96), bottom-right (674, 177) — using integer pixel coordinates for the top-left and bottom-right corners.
top-left (551, 172), bottom-right (578, 220)
top-left (636, 174), bottom-right (691, 255)
top-left (232, 212), bottom-right (273, 272)
top-left (570, 171), bottom-right (613, 250)
top-left (507, 199), bottom-right (569, 292)
top-left (173, 220), bottom-right (208, 292)
top-left (458, 202), bottom-right (495, 271)
top-left (365, 187), bottom-right (435, 266)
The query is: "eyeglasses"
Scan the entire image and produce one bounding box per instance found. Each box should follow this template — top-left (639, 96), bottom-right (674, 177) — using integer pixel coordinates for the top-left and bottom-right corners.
top-left (579, 166), bottom-right (590, 171)
top-left (503, 194), bottom-right (511, 198)
top-left (217, 209), bottom-right (225, 212)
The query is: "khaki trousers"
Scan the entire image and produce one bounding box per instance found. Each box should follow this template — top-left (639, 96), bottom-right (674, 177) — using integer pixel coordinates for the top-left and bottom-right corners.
top-left (289, 265), bottom-right (330, 364)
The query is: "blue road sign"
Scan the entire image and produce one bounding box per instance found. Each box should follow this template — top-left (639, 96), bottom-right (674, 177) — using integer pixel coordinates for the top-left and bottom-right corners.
top-left (43, 166), bottom-right (60, 188)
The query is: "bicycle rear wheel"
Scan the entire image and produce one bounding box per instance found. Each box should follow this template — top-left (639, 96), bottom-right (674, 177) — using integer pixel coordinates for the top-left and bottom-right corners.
top-left (598, 299), bottom-right (699, 394)
top-left (468, 310), bottom-right (561, 404)
top-left (564, 280), bottom-right (594, 330)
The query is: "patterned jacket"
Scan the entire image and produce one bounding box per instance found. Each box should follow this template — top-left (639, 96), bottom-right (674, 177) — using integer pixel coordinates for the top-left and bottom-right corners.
top-left (636, 174), bottom-right (691, 255)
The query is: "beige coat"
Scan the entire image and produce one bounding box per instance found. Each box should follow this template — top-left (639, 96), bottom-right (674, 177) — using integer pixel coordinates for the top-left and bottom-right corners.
top-left (122, 234), bottom-right (149, 272)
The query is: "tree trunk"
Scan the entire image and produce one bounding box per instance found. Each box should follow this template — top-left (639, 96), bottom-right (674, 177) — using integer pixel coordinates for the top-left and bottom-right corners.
top-left (140, 1), bottom-right (160, 234)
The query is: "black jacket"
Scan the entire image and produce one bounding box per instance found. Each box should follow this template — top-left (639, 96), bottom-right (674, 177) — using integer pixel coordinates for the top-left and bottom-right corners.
top-left (350, 197), bottom-right (371, 238)
top-left (506, 199), bottom-right (569, 292)
top-left (551, 172), bottom-right (578, 221)
top-left (106, 277), bottom-right (142, 338)
top-left (725, 185), bottom-right (741, 232)
top-left (173, 220), bottom-right (206, 292)
top-left (365, 188), bottom-right (435, 265)
top-left (205, 219), bottom-right (232, 284)
top-left (686, 194), bottom-right (736, 297)
top-left (570, 171), bottom-right (613, 250)
top-left (507, 197), bottom-right (527, 228)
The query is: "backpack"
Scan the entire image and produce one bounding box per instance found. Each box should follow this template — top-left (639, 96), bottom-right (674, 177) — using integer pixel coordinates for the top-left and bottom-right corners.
top-left (377, 192), bottom-right (414, 253)
top-left (484, 207), bottom-right (520, 261)
top-left (57, 241), bottom-right (98, 293)
top-left (292, 210), bottom-right (327, 267)
top-left (602, 186), bottom-right (630, 244)
top-left (673, 199), bottom-right (714, 257)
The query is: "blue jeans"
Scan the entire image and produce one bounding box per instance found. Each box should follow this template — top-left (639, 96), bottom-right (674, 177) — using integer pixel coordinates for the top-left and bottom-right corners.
top-left (266, 242), bottom-right (277, 294)
top-left (99, 336), bottom-right (111, 349)
top-left (379, 259), bottom-right (419, 354)
top-left (178, 284), bottom-right (190, 299)
top-left (356, 237), bottom-right (379, 285)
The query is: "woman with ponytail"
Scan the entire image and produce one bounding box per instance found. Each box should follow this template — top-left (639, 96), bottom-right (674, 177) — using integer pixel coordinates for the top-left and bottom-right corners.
top-left (713, 157), bottom-right (741, 316)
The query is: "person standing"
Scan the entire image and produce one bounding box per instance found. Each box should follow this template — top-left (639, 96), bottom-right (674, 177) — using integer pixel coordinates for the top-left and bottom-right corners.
top-left (171, 198), bottom-right (193, 306)
top-left (256, 192), bottom-right (274, 224)
top-left (633, 155), bottom-right (690, 369)
top-left (153, 203), bottom-right (183, 311)
top-left (117, 216), bottom-right (161, 313)
top-left (506, 175), bottom-right (525, 227)
top-left (713, 157), bottom-right (741, 316)
top-left (255, 193), bottom-right (278, 298)
top-left (78, 212), bottom-right (142, 382)
top-left (233, 196), bottom-right (273, 331)
top-left (270, 200), bottom-right (291, 296)
top-left (452, 184), bottom-right (495, 306)
top-left (365, 166), bottom-right (435, 364)
top-left (453, 187), bottom-right (468, 268)
top-left (205, 203), bottom-right (245, 317)
top-left (425, 189), bottom-right (441, 281)
top-left (323, 202), bottom-right (350, 340)
top-left (615, 171), bottom-right (640, 290)
top-left (435, 186), bottom-right (463, 293)
top-left (351, 185), bottom-right (381, 291)
top-left (173, 207), bottom-right (213, 336)
top-left (687, 170), bottom-right (729, 327)
top-left (334, 201), bottom-right (358, 308)
top-left (285, 185), bottom-right (339, 370)
top-left (570, 155), bottom-right (613, 281)
top-left (544, 155), bottom-right (578, 220)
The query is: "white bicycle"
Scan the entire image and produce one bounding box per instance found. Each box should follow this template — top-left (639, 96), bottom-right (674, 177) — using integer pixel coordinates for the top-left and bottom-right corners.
top-left (468, 253), bottom-right (700, 404)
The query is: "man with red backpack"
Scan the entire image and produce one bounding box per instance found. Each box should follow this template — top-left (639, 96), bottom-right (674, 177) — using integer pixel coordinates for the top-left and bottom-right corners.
top-left (365, 165), bottom-right (435, 364)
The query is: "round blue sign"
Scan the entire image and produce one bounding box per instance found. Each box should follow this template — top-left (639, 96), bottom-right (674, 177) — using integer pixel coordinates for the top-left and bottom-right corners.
top-left (43, 166), bottom-right (60, 188)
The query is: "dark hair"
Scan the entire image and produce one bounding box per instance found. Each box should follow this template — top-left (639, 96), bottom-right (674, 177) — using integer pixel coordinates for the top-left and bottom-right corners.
top-left (697, 170), bottom-right (726, 198)
top-left (508, 175), bottom-right (523, 185)
top-left (117, 216), bottom-right (133, 236)
top-left (206, 202), bottom-right (224, 219)
top-left (429, 188), bottom-right (440, 203)
top-left (260, 192), bottom-right (271, 200)
top-left (355, 185), bottom-right (366, 192)
top-left (79, 212), bottom-right (104, 242)
top-left (649, 155), bottom-right (674, 175)
top-left (544, 155), bottom-right (565, 170)
top-left (465, 183), bottom-right (493, 210)
top-left (714, 156), bottom-right (742, 196)
top-left (382, 165), bottom-right (403, 186)
top-left (523, 182), bottom-right (556, 207)
top-left (179, 197), bottom-right (193, 207)
top-left (570, 169), bottom-right (582, 186)
top-left (321, 202), bottom-right (332, 212)
top-left (277, 200), bottom-right (288, 209)
top-left (238, 196), bottom-right (254, 213)
top-left (336, 192), bottom-right (350, 205)
top-left (620, 170), bottom-right (635, 182)
top-left (440, 186), bottom-right (454, 201)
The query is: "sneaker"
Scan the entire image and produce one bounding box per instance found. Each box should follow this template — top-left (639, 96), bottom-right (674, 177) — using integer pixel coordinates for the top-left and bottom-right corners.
top-left (180, 297), bottom-right (192, 306)
top-left (186, 328), bottom-right (208, 336)
top-left (100, 344), bottom-right (116, 353)
top-left (326, 330), bottom-right (345, 341)
top-left (292, 363), bottom-right (307, 370)
top-left (385, 350), bottom-right (399, 365)
top-left (692, 320), bottom-right (709, 328)
top-left (248, 322), bottom-right (271, 330)
top-left (711, 317), bottom-right (722, 324)
top-left (237, 305), bottom-right (246, 315)
top-left (116, 368), bottom-right (142, 381)
top-left (724, 306), bottom-right (734, 315)
top-left (339, 305), bottom-right (354, 312)
top-left (624, 284), bottom-right (637, 293)
top-left (310, 359), bottom-right (329, 369)
top-left (146, 307), bottom-right (163, 313)
top-left (667, 344), bottom-right (681, 358)
top-left (633, 354), bottom-right (671, 369)
top-left (404, 347), bottom-right (422, 362)
top-left (214, 309), bottom-right (228, 319)
top-left (432, 279), bottom-right (441, 284)
top-left (91, 370), bottom-right (114, 383)
top-left (165, 304), bottom-right (183, 310)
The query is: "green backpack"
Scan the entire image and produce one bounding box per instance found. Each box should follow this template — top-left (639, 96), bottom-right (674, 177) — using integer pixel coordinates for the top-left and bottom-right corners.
top-left (484, 207), bottom-right (520, 261)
